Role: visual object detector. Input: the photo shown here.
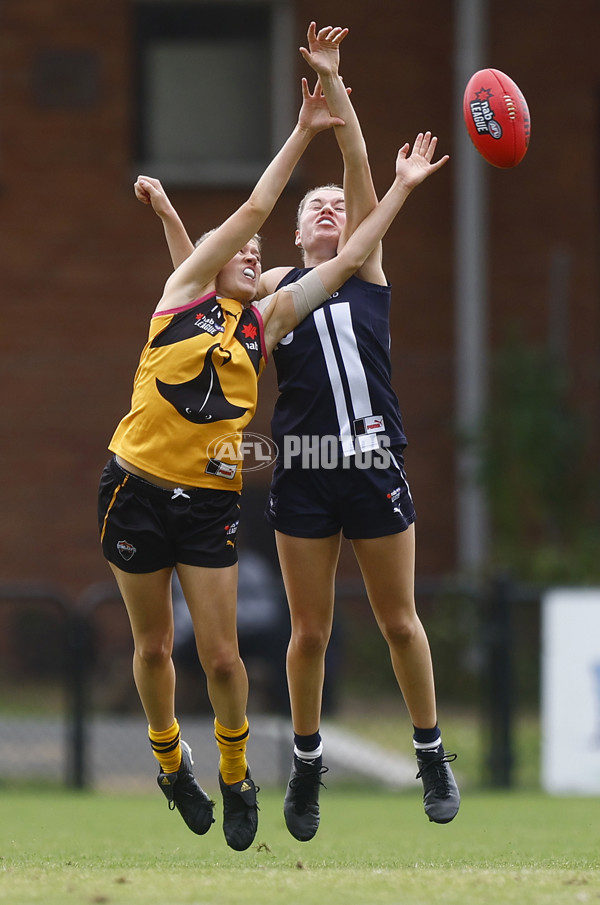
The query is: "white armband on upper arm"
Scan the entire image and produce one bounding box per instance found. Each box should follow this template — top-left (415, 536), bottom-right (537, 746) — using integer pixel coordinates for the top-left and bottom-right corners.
top-left (282, 269), bottom-right (330, 321)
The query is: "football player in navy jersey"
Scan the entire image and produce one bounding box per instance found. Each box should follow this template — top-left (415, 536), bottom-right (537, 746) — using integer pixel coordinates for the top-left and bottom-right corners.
top-left (137, 21), bottom-right (459, 839)
top-left (259, 23), bottom-right (460, 837)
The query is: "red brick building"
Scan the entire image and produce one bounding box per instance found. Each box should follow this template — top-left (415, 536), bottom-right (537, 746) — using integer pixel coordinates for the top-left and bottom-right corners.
top-left (1, 0), bottom-right (598, 595)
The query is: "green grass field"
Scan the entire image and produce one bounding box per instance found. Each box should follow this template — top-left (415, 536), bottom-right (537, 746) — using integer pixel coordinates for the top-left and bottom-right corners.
top-left (1, 787), bottom-right (599, 905)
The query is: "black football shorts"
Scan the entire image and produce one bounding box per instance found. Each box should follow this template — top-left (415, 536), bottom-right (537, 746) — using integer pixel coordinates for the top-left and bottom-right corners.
top-left (265, 444), bottom-right (416, 539)
top-left (98, 456), bottom-right (240, 572)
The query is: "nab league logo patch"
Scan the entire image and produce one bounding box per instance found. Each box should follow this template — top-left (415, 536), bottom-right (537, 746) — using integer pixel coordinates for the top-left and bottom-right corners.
top-left (117, 539), bottom-right (136, 561)
top-left (225, 519), bottom-right (239, 549)
top-left (194, 307), bottom-right (225, 336)
top-left (386, 486), bottom-right (403, 516)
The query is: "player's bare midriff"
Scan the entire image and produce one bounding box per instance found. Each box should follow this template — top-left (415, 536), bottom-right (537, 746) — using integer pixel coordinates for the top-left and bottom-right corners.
top-left (115, 456), bottom-right (199, 492)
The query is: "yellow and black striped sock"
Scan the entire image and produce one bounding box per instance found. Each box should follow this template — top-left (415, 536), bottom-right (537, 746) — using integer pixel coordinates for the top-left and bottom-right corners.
top-left (214, 717), bottom-right (249, 785)
top-left (149, 719), bottom-right (181, 774)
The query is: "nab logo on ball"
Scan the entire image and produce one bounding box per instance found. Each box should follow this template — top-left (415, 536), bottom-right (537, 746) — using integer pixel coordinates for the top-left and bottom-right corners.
top-left (463, 68), bottom-right (531, 168)
top-left (468, 88), bottom-right (503, 139)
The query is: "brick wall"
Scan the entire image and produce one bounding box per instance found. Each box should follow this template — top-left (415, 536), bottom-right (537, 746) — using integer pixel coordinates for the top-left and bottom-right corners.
top-left (1, 0), bottom-right (598, 593)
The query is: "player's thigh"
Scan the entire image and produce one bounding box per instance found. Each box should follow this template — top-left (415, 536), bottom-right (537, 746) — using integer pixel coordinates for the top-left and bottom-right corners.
top-left (176, 561), bottom-right (239, 659)
top-left (275, 531), bottom-right (341, 631)
top-left (352, 525), bottom-right (417, 623)
top-left (108, 562), bottom-right (174, 646)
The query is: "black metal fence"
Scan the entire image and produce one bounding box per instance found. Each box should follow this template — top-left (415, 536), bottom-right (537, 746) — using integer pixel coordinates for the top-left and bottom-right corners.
top-left (0, 575), bottom-right (541, 790)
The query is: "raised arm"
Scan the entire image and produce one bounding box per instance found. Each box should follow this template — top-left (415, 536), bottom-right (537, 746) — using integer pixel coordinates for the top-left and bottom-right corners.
top-left (317, 134), bottom-right (448, 291)
top-left (300, 22), bottom-right (382, 281)
top-left (260, 133), bottom-right (448, 352)
top-left (134, 176), bottom-right (195, 269)
top-left (156, 78), bottom-right (344, 313)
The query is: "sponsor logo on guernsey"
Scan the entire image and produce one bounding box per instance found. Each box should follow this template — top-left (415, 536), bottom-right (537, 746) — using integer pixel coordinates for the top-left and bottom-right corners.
top-left (241, 322), bottom-right (259, 351)
top-left (195, 305), bottom-right (225, 335)
top-left (205, 458), bottom-right (238, 480)
top-left (354, 415), bottom-right (385, 436)
top-left (117, 540), bottom-right (136, 561)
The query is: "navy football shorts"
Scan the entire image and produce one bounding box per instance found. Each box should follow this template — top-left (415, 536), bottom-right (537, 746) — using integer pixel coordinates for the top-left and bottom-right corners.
top-left (98, 456), bottom-right (240, 573)
top-left (265, 444), bottom-right (416, 539)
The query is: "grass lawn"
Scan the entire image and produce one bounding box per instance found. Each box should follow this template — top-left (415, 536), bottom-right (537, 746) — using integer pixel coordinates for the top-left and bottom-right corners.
top-left (1, 787), bottom-right (598, 905)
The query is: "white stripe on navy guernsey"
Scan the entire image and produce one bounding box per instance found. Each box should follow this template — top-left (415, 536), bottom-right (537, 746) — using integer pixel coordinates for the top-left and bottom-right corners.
top-left (313, 307), bottom-right (354, 455)
top-left (315, 303), bottom-right (385, 456)
top-left (329, 304), bottom-right (374, 442)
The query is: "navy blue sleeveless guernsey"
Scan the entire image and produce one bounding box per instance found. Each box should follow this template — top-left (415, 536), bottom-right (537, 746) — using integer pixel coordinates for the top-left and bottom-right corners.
top-left (271, 269), bottom-right (407, 463)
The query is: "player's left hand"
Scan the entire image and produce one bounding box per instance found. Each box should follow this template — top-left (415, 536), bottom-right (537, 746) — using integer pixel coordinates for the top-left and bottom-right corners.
top-left (394, 132), bottom-right (450, 189)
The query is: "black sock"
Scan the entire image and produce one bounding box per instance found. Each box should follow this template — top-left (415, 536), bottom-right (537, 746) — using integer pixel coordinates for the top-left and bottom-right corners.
top-left (293, 731), bottom-right (322, 770)
top-left (413, 724), bottom-right (442, 754)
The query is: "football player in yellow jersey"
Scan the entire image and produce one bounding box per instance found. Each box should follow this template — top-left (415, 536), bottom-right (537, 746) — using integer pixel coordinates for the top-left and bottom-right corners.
top-left (100, 40), bottom-right (448, 850)
top-left (100, 74), bottom-right (344, 852)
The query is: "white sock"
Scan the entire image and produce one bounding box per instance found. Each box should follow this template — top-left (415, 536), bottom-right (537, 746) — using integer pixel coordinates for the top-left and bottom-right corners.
top-left (413, 735), bottom-right (442, 753)
top-left (294, 742), bottom-right (323, 762)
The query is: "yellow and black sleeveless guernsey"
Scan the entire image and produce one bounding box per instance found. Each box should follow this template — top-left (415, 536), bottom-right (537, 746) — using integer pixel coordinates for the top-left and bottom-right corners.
top-left (109, 292), bottom-right (267, 492)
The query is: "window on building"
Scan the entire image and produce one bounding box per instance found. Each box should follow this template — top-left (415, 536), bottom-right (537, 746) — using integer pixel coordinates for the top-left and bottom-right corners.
top-left (133, 0), bottom-right (293, 186)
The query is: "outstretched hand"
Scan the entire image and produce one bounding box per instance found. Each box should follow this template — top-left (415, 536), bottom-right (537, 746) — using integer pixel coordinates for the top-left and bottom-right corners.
top-left (297, 77), bottom-right (345, 134)
top-left (394, 132), bottom-right (449, 190)
top-left (133, 176), bottom-right (175, 219)
top-left (299, 21), bottom-right (348, 77)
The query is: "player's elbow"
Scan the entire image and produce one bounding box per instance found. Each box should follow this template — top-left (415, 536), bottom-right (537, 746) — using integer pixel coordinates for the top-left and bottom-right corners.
top-left (243, 194), bottom-right (269, 222)
top-left (341, 250), bottom-right (366, 280)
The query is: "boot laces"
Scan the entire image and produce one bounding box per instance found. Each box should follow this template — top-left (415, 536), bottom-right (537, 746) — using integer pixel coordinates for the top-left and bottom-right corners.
top-left (416, 752), bottom-right (457, 797)
top-left (289, 766), bottom-right (328, 813)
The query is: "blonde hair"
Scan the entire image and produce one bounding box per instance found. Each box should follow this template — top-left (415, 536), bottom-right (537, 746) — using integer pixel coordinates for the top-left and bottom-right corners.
top-left (295, 184), bottom-right (344, 230)
top-left (194, 229), bottom-right (262, 250)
